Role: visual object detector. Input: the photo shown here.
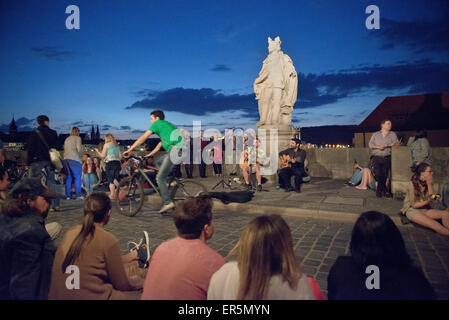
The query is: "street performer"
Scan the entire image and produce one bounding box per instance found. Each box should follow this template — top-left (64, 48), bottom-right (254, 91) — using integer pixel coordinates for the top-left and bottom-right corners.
top-left (278, 138), bottom-right (306, 193)
top-left (240, 138), bottom-right (269, 192)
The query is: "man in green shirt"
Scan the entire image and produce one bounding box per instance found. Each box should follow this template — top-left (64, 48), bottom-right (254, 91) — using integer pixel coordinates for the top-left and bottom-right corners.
top-left (124, 110), bottom-right (182, 214)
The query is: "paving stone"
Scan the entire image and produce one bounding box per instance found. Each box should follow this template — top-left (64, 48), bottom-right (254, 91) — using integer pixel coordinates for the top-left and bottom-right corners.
top-left (45, 190), bottom-right (449, 300)
top-left (303, 259), bottom-right (321, 267)
top-left (318, 264), bottom-right (333, 273)
top-left (308, 251), bottom-right (326, 260)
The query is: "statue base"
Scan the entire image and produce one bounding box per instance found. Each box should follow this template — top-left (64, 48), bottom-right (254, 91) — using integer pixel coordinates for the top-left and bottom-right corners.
top-left (257, 125), bottom-right (299, 186)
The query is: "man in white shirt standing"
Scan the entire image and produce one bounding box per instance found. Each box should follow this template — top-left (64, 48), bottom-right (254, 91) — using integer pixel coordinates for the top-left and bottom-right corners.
top-left (368, 119), bottom-right (399, 198)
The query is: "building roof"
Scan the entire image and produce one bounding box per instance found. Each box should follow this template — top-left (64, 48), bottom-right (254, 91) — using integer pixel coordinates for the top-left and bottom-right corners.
top-left (357, 93), bottom-right (449, 132)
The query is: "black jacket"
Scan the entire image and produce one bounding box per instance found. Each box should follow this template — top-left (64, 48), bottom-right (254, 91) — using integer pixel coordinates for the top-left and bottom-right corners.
top-left (27, 125), bottom-right (58, 165)
top-left (0, 209), bottom-right (56, 300)
top-left (327, 256), bottom-right (436, 300)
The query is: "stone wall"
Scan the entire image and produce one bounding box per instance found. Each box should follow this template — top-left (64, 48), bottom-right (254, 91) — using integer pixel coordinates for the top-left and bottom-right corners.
top-left (390, 146), bottom-right (449, 195)
top-left (305, 147), bottom-right (449, 194)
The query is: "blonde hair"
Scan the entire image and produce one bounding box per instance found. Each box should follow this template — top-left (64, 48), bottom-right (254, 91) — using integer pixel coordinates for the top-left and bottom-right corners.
top-left (227, 214), bottom-right (302, 300)
top-left (105, 133), bottom-right (117, 146)
top-left (70, 127), bottom-right (80, 136)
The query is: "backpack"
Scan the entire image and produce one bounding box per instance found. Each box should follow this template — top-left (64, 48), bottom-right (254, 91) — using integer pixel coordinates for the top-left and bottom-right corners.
top-left (209, 191), bottom-right (254, 204)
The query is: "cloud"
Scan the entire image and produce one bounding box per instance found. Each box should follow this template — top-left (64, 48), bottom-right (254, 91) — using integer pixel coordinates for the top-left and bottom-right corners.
top-left (126, 87), bottom-right (257, 116)
top-left (210, 64), bottom-right (232, 72)
top-left (0, 117), bottom-right (35, 133)
top-left (31, 46), bottom-right (77, 61)
top-left (126, 60), bottom-right (449, 124)
top-left (216, 24), bottom-right (240, 42)
top-left (374, 17), bottom-right (449, 54)
top-left (298, 60), bottom-right (449, 108)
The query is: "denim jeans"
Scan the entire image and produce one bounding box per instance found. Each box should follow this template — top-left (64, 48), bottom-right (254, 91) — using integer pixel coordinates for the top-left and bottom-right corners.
top-left (83, 173), bottom-right (98, 194)
top-left (349, 169), bottom-right (363, 185)
top-left (30, 160), bottom-right (60, 208)
top-left (155, 152), bottom-right (175, 205)
top-left (64, 160), bottom-right (82, 198)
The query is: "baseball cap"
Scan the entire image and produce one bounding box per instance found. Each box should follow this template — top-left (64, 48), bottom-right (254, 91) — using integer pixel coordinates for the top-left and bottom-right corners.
top-left (8, 177), bottom-right (65, 200)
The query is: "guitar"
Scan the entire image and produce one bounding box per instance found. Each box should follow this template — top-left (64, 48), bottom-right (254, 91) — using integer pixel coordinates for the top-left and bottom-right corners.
top-left (279, 154), bottom-right (292, 169)
top-left (240, 149), bottom-right (250, 169)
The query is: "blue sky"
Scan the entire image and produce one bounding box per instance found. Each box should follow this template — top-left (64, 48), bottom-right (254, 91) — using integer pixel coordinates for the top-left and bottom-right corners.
top-left (0, 0), bottom-right (448, 138)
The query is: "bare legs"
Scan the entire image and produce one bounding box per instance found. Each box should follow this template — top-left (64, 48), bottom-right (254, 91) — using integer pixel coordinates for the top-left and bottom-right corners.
top-left (109, 178), bottom-right (119, 199)
top-left (356, 168), bottom-right (374, 190)
top-left (242, 165), bottom-right (261, 185)
top-left (411, 209), bottom-right (449, 236)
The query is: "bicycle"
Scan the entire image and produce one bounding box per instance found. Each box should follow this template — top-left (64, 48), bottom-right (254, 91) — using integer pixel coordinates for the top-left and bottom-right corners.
top-left (115, 156), bottom-right (208, 217)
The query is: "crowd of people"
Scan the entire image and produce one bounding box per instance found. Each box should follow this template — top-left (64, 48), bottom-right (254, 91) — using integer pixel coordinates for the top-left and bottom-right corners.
top-left (0, 113), bottom-right (448, 300)
top-left (0, 184), bottom-right (438, 300)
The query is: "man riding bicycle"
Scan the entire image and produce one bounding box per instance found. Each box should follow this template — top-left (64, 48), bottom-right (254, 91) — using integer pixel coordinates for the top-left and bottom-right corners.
top-left (123, 110), bottom-right (182, 214)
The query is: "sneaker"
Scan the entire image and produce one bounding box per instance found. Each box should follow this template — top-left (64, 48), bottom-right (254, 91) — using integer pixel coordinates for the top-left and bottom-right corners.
top-left (77, 196), bottom-right (85, 200)
top-left (137, 231), bottom-right (151, 268)
top-left (285, 186), bottom-right (293, 192)
top-left (245, 183), bottom-right (252, 191)
top-left (257, 184), bottom-right (262, 192)
top-left (127, 240), bottom-right (142, 252)
top-left (159, 202), bottom-right (175, 214)
top-left (66, 197), bottom-right (71, 200)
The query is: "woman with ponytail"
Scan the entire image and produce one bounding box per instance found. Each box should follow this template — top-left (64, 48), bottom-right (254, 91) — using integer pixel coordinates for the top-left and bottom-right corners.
top-left (49, 192), bottom-right (151, 299)
top-left (401, 163), bottom-right (449, 236)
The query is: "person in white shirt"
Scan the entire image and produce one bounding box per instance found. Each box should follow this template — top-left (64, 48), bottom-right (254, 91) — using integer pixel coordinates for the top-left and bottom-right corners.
top-left (208, 214), bottom-right (314, 300)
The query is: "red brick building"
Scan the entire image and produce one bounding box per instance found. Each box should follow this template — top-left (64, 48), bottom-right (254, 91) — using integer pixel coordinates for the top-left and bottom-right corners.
top-left (354, 93), bottom-right (449, 147)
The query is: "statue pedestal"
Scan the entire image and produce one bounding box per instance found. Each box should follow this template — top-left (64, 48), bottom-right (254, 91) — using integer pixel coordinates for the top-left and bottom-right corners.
top-left (257, 125), bottom-right (299, 186)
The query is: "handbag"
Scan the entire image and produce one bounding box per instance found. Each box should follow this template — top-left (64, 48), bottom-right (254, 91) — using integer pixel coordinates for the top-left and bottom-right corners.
top-left (35, 129), bottom-right (64, 171)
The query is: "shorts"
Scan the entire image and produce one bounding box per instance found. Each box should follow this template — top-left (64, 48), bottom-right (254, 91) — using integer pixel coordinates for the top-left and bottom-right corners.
top-left (368, 179), bottom-right (376, 190)
top-left (405, 208), bottom-right (428, 221)
top-left (105, 160), bottom-right (121, 185)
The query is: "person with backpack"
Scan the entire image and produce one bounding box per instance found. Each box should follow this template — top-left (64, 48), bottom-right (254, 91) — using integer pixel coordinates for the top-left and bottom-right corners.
top-left (26, 115), bottom-right (61, 211)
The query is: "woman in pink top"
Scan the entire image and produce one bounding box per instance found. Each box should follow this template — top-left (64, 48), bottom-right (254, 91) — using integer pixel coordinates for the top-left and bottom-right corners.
top-left (212, 133), bottom-right (223, 177)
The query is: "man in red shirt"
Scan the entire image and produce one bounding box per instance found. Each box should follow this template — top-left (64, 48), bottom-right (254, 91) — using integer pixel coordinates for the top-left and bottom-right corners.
top-left (141, 194), bottom-right (225, 300)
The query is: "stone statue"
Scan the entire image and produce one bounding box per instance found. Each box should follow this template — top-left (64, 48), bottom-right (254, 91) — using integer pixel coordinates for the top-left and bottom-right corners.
top-left (254, 36), bottom-right (298, 127)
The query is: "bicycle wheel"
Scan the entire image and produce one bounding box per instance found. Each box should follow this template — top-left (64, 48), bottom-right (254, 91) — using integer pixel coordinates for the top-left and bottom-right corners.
top-left (116, 176), bottom-right (144, 217)
top-left (170, 179), bottom-right (208, 203)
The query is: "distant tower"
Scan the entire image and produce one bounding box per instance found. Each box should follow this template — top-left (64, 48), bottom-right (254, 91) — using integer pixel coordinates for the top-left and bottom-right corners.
top-left (91, 125), bottom-right (95, 141)
top-left (96, 125), bottom-right (100, 140)
top-left (9, 117), bottom-right (18, 136)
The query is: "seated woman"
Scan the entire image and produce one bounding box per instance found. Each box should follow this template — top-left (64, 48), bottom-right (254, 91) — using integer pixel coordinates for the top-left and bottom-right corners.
top-left (401, 163), bottom-right (449, 236)
top-left (81, 155), bottom-right (99, 196)
top-left (208, 214), bottom-right (316, 300)
top-left (49, 192), bottom-right (151, 299)
top-left (355, 163), bottom-right (376, 191)
top-left (93, 157), bottom-right (104, 185)
top-left (328, 211), bottom-right (435, 300)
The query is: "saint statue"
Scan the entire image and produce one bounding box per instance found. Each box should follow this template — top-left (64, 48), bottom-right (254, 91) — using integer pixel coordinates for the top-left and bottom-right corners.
top-left (254, 36), bottom-right (298, 127)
